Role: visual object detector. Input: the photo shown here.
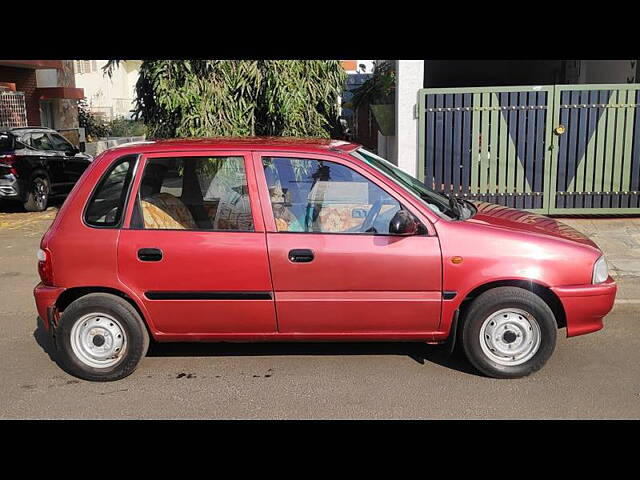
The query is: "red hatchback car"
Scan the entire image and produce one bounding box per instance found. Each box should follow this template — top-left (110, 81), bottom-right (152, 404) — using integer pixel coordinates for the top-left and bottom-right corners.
top-left (34, 138), bottom-right (617, 381)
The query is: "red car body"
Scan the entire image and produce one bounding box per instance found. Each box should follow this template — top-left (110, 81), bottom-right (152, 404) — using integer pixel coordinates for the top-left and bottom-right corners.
top-left (33, 138), bottom-right (616, 346)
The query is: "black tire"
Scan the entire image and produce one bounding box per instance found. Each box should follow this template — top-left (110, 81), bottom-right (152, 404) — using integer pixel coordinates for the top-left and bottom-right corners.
top-left (461, 287), bottom-right (557, 379)
top-left (23, 175), bottom-right (50, 212)
top-left (55, 293), bottom-right (150, 382)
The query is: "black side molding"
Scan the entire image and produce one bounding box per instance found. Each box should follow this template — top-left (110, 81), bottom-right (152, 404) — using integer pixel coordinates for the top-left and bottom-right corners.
top-left (145, 291), bottom-right (272, 301)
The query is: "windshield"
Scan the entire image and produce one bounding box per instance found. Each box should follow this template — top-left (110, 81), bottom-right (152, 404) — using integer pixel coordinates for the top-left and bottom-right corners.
top-left (352, 148), bottom-right (459, 219)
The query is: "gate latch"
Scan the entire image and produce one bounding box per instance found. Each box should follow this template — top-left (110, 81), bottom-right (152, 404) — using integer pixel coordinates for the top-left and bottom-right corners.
top-left (554, 124), bottom-right (566, 135)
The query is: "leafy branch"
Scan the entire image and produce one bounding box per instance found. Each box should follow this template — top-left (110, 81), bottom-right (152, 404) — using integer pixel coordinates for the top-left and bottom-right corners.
top-left (100, 60), bottom-right (347, 139)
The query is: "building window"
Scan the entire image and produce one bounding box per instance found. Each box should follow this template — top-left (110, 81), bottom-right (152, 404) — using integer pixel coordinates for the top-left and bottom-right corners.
top-left (75, 60), bottom-right (95, 74)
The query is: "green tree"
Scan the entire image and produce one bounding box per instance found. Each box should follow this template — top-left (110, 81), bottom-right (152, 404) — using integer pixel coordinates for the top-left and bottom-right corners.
top-left (104, 60), bottom-right (346, 139)
top-left (77, 98), bottom-right (108, 141)
top-left (106, 116), bottom-right (147, 137)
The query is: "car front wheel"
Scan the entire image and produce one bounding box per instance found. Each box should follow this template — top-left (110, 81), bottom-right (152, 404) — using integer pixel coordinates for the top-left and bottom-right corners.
top-left (55, 293), bottom-right (150, 382)
top-left (461, 287), bottom-right (557, 379)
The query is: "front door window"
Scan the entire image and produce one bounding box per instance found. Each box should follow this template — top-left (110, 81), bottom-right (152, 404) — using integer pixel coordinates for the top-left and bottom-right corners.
top-left (263, 156), bottom-right (401, 235)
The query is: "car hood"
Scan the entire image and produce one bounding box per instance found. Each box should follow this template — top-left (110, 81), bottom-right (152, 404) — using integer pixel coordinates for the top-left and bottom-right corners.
top-left (466, 201), bottom-right (598, 248)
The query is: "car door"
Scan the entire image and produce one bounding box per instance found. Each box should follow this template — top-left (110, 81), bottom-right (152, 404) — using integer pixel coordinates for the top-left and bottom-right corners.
top-left (27, 131), bottom-right (64, 191)
top-left (117, 151), bottom-right (277, 337)
top-left (254, 151), bottom-right (442, 336)
top-left (48, 132), bottom-right (90, 189)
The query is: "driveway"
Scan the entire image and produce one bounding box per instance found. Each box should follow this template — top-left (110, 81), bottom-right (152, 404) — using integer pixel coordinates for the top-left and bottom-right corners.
top-left (1, 205), bottom-right (639, 419)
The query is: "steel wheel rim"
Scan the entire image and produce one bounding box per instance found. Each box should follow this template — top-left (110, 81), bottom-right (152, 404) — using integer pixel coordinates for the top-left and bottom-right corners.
top-left (69, 313), bottom-right (127, 368)
top-left (479, 308), bottom-right (541, 366)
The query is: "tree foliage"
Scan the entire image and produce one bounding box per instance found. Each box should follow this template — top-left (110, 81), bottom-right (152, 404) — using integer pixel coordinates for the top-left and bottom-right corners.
top-left (77, 98), bottom-right (108, 141)
top-left (350, 60), bottom-right (396, 109)
top-left (107, 117), bottom-right (147, 137)
top-left (104, 60), bottom-right (346, 139)
top-left (78, 98), bottom-right (146, 141)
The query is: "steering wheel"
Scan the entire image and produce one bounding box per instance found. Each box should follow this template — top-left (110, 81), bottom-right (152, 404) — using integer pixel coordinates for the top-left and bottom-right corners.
top-left (360, 197), bottom-right (385, 233)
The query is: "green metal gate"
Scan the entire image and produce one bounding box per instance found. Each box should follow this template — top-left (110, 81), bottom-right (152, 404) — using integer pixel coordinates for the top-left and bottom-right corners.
top-left (417, 84), bottom-right (640, 214)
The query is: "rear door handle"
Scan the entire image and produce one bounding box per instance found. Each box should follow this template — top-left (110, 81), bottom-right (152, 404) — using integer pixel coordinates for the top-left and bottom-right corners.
top-left (138, 248), bottom-right (163, 262)
top-left (288, 249), bottom-right (314, 263)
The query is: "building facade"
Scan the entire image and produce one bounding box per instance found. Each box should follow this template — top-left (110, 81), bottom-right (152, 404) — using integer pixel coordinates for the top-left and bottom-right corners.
top-left (0, 60), bottom-right (84, 129)
top-left (74, 60), bottom-right (141, 120)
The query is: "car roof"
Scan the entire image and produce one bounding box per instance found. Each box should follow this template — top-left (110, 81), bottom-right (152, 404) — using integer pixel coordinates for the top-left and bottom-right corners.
top-left (107, 136), bottom-right (362, 156)
top-left (0, 126), bottom-right (55, 135)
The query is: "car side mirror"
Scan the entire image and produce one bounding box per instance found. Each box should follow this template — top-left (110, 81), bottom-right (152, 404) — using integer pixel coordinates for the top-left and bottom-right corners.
top-left (67, 147), bottom-right (80, 156)
top-left (389, 210), bottom-right (419, 236)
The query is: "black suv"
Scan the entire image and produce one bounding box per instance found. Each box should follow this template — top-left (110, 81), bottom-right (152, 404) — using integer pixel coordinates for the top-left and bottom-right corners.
top-left (0, 127), bottom-right (92, 211)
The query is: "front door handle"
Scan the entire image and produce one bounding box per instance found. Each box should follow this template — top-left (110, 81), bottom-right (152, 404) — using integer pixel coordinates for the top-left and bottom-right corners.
top-left (138, 248), bottom-right (163, 262)
top-left (288, 249), bottom-right (314, 263)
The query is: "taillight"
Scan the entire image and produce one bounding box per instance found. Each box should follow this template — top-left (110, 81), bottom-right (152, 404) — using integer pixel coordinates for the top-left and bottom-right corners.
top-left (37, 248), bottom-right (54, 286)
top-left (0, 154), bottom-right (17, 175)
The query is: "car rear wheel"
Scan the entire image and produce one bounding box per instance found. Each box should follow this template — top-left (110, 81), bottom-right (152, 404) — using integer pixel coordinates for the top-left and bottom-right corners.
top-left (23, 175), bottom-right (49, 212)
top-left (461, 287), bottom-right (557, 379)
top-left (55, 293), bottom-right (149, 382)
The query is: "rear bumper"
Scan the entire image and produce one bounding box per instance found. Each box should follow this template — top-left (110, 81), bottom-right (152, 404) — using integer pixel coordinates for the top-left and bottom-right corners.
top-left (0, 174), bottom-right (24, 200)
top-left (33, 283), bottom-right (65, 332)
top-left (551, 277), bottom-right (617, 337)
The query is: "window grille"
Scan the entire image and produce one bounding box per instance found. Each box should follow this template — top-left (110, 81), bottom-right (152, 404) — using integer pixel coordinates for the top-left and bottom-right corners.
top-left (0, 91), bottom-right (28, 127)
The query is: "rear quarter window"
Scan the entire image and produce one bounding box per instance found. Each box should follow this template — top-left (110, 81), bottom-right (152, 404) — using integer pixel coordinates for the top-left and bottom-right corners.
top-left (84, 155), bottom-right (137, 228)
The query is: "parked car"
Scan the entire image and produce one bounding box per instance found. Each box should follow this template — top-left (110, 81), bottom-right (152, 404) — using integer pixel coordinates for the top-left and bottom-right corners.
top-left (0, 126), bottom-right (92, 211)
top-left (33, 138), bottom-right (617, 381)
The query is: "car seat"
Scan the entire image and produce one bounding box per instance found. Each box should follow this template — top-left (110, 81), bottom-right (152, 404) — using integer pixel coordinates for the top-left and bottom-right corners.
top-left (138, 162), bottom-right (198, 230)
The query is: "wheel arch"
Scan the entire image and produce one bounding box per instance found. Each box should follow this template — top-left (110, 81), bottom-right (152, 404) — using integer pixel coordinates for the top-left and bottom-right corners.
top-left (29, 167), bottom-right (50, 182)
top-left (55, 286), bottom-right (155, 338)
top-left (457, 279), bottom-right (566, 330)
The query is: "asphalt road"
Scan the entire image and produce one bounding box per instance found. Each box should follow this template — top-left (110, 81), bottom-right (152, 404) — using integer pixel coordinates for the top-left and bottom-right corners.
top-left (1, 203), bottom-right (639, 419)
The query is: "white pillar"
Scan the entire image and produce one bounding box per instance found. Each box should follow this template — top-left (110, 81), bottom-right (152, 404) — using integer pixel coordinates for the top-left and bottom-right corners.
top-left (394, 60), bottom-right (424, 177)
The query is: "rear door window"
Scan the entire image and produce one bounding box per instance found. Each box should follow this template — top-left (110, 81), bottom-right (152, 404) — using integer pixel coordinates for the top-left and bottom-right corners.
top-left (134, 156), bottom-right (253, 231)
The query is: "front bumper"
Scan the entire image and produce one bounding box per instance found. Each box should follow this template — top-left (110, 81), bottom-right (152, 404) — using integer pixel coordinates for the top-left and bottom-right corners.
top-left (33, 282), bottom-right (65, 333)
top-left (551, 277), bottom-right (617, 337)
